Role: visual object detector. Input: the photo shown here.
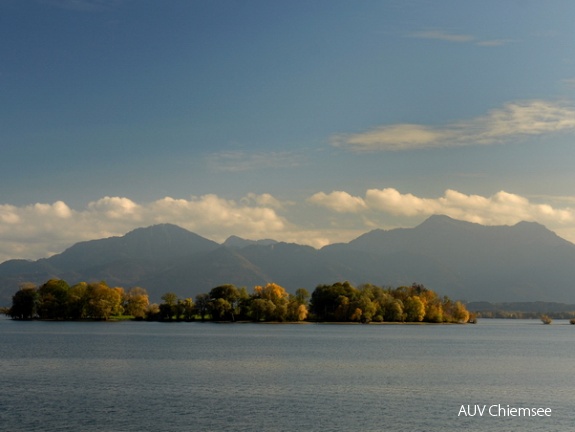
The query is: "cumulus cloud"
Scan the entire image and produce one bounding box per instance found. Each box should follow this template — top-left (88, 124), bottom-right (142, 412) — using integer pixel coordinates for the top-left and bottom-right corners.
top-left (0, 194), bottom-right (293, 262)
top-left (147, 194), bottom-right (287, 236)
top-left (307, 191), bottom-right (367, 213)
top-left (332, 100), bottom-right (575, 151)
top-left (241, 192), bottom-right (287, 209)
top-left (2, 189), bottom-right (575, 263)
top-left (309, 188), bottom-right (575, 230)
top-left (88, 196), bottom-right (142, 220)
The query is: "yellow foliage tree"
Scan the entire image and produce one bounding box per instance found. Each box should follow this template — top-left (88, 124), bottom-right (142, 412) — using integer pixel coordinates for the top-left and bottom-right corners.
top-left (125, 287), bottom-right (150, 319)
top-left (252, 283), bottom-right (290, 321)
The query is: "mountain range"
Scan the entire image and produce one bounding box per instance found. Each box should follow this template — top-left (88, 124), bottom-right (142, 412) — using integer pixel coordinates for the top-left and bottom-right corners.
top-left (1, 215), bottom-right (575, 306)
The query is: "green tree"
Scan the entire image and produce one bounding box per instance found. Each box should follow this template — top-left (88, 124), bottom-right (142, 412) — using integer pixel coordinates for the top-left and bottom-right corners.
top-left (146, 303), bottom-right (161, 320)
top-left (9, 284), bottom-right (39, 320)
top-left (294, 288), bottom-right (310, 306)
top-left (159, 292), bottom-right (179, 321)
top-left (250, 298), bottom-right (276, 321)
top-left (384, 298), bottom-right (405, 322)
top-left (310, 282), bottom-right (357, 321)
top-left (67, 282), bottom-right (88, 319)
top-left (195, 293), bottom-right (210, 321)
top-left (236, 287), bottom-right (251, 319)
top-left (354, 295), bottom-right (377, 323)
top-left (210, 297), bottom-right (232, 321)
top-left (209, 285), bottom-right (240, 321)
top-left (161, 292), bottom-right (178, 306)
top-left (334, 295), bottom-right (351, 321)
top-left (37, 279), bottom-right (70, 319)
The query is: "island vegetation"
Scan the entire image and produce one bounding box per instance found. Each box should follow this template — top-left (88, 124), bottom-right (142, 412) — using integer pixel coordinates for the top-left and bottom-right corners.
top-left (3, 279), bottom-right (474, 324)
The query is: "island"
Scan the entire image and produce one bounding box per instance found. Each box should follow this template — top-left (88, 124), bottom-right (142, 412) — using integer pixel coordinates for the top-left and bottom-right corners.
top-left (3, 279), bottom-right (474, 324)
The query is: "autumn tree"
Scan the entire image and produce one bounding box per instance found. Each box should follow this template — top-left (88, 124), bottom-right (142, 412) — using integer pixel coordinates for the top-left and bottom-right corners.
top-left (252, 283), bottom-right (290, 321)
top-left (181, 298), bottom-right (195, 321)
top-left (446, 300), bottom-right (470, 323)
top-left (287, 301), bottom-right (308, 321)
top-left (85, 282), bottom-right (123, 320)
top-left (125, 287), bottom-right (150, 319)
top-left (403, 296), bottom-right (426, 322)
top-left (424, 301), bottom-right (444, 323)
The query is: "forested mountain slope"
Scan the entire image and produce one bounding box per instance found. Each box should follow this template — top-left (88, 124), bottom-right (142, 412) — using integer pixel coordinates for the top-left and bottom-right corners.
top-left (2, 216), bottom-right (575, 305)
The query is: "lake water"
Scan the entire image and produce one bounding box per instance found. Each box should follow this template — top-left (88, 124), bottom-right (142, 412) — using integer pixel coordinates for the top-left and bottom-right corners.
top-left (1, 318), bottom-right (574, 432)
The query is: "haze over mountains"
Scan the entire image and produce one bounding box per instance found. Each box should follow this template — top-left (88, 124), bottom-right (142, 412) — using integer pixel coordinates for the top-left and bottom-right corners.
top-left (1, 215), bottom-right (575, 306)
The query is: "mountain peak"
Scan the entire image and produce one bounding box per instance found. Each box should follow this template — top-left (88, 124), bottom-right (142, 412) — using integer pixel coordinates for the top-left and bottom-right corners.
top-left (223, 235), bottom-right (278, 249)
top-left (2, 218), bottom-right (575, 306)
top-left (417, 214), bottom-right (471, 229)
top-left (124, 223), bottom-right (191, 237)
top-left (43, 223), bottom-right (220, 272)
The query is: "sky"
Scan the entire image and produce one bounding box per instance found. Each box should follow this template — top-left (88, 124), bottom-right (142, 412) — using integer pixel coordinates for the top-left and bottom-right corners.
top-left (2, 0), bottom-right (575, 262)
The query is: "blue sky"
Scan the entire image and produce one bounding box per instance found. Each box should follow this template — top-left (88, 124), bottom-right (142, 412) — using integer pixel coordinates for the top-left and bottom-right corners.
top-left (2, 0), bottom-right (575, 261)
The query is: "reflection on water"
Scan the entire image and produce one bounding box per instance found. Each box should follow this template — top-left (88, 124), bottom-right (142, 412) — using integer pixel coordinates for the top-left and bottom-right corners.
top-left (1, 319), bottom-right (573, 431)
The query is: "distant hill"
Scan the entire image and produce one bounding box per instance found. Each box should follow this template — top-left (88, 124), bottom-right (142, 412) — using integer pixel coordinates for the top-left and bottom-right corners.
top-left (322, 215), bottom-right (575, 303)
top-left (223, 235), bottom-right (278, 249)
top-left (1, 216), bottom-right (575, 305)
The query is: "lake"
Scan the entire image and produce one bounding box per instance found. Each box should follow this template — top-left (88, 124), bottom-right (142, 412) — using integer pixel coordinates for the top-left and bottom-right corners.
top-left (1, 318), bottom-right (573, 431)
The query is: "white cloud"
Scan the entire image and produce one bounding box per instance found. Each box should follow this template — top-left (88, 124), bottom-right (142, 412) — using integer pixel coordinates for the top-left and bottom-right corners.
top-left (2, 189), bottom-right (575, 263)
top-left (147, 194), bottom-right (287, 237)
top-left (88, 196), bottom-right (142, 220)
top-left (310, 188), bottom-right (575, 232)
top-left (0, 194), bottom-right (295, 262)
top-left (241, 193), bottom-right (287, 210)
top-left (307, 191), bottom-right (367, 213)
top-left (333, 124), bottom-right (449, 152)
top-left (332, 100), bottom-right (575, 151)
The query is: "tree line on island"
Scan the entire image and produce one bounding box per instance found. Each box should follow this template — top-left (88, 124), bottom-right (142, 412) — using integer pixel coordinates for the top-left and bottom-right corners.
top-left (3, 279), bottom-right (475, 324)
